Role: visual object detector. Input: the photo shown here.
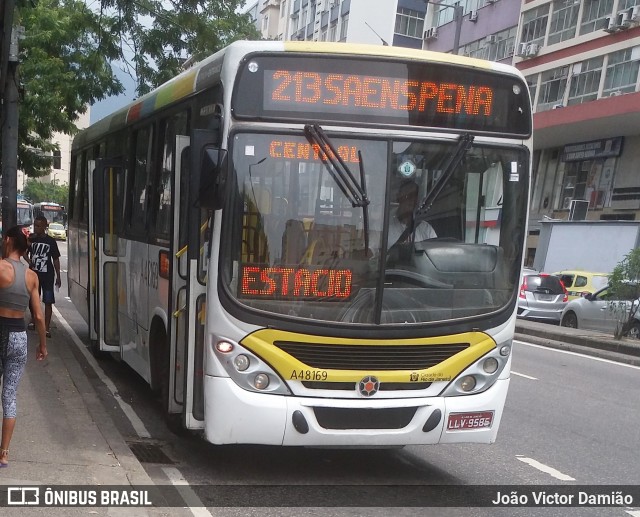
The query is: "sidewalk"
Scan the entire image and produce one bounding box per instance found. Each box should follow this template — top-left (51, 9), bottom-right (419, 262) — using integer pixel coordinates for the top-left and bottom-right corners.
top-left (0, 317), bottom-right (186, 515)
top-left (515, 318), bottom-right (640, 366)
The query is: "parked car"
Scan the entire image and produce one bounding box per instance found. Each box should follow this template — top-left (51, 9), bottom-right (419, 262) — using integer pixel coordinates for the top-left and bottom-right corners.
top-left (560, 285), bottom-right (640, 338)
top-left (517, 272), bottom-right (568, 323)
top-left (552, 269), bottom-right (609, 300)
top-left (46, 222), bottom-right (67, 241)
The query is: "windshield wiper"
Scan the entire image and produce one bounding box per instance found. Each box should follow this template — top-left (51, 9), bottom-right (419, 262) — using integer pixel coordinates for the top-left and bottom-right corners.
top-left (304, 124), bottom-right (371, 253)
top-left (304, 124), bottom-right (369, 208)
top-left (415, 133), bottom-right (474, 220)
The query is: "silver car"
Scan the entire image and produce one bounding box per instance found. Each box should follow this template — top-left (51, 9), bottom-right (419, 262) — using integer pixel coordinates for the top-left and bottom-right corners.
top-left (560, 286), bottom-right (640, 338)
top-left (517, 273), bottom-right (568, 323)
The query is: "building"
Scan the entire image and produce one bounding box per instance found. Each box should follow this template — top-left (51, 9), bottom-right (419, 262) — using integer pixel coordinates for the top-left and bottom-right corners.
top-left (422, 0), bottom-right (521, 63)
top-left (513, 0), bottom-right (640, 265)
top-left (249, 0), bottom-right (430, 47)
top-left (18, 109), bottom-right (90, 193)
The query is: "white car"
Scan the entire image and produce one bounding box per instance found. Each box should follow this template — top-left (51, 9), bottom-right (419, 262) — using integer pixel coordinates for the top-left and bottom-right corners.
top-left (560, 285), bottom-right (640, 338)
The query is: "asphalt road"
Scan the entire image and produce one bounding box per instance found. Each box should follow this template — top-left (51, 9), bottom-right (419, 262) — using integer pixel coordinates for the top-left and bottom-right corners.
top-left (54, 242), bottom-right (640, 516)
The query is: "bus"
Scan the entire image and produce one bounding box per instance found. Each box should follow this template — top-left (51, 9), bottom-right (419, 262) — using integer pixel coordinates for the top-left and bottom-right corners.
top-left (17, 198), bottom-right (34, 237)
top-left (68, 41), bottom-right (531, 446)
top-left (33, 202), bottom-right (67, 226)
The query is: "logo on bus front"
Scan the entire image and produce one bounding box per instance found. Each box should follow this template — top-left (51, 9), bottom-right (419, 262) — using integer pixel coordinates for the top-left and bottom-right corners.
top-left (358, 376), bottom-right (380, 397)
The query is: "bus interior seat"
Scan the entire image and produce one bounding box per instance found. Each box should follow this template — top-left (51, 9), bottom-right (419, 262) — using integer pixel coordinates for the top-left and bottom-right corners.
top-left (281, 219), bottom-right (307, 264)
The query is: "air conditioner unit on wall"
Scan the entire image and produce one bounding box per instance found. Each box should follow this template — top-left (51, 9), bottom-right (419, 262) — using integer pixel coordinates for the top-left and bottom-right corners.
top-left (603, 16), bottom-right (620, 33)
top-left (516, 42), bottom-right (528, 57)
top-left (632, 5), bottom-right (640, 21)
top-left (423, 27), bottom-right (438, 40)
top-left (526, 43), bottom-right (539, 56)
top-left (469, 10), bottom-right (478, 22)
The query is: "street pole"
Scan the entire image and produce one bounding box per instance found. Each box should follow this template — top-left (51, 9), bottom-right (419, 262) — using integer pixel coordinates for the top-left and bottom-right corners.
top-left (424, 1), bottom-right (464, 55)
top-left (1, 21), bottom-right (19, 231)
top-left (452, 4), bottom-right (463, 55)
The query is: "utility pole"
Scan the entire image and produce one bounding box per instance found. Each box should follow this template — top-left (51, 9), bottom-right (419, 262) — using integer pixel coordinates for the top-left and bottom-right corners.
top-left (424, 1), bottom-right (464, 55)
top-left (1, 0), bottom-right (19, 231)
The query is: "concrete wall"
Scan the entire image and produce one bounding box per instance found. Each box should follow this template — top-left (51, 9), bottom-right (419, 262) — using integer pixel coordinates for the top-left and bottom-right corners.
top-left (533, 221), bottom-right (640, 274)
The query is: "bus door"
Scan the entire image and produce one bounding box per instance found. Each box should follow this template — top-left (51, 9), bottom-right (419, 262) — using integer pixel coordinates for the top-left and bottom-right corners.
top-left (170, 131), bottom-right (212, 429)
top-left (90, 160), bottom-right (124, 352)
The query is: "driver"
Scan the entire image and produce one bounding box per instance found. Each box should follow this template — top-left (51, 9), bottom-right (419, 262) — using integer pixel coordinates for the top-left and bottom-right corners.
top-left (388, 179), bottom-right (437, 246)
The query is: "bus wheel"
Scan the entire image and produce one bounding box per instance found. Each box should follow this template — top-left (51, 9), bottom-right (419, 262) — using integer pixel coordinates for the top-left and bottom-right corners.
top-left (155, 328), bottom-right (183, 434)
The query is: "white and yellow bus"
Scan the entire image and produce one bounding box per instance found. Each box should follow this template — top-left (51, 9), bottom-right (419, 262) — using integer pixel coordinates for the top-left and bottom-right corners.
top-left (68, 41), bottom-right (532, 446)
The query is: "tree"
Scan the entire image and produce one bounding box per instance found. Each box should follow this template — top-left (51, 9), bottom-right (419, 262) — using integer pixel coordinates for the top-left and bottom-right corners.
top-left (8, 0), bottom-right (258, 178)
top-left (607, 247), bottom-right (640, 339)
top-left (15, 0), bottom-right (124, 177)
top-left (100, 0), bottom-right (259, 96)
top-left (22, 178), bottom-right (68, 206)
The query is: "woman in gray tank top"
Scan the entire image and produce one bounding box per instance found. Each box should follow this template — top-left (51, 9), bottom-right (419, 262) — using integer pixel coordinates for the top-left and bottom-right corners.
top-left (0, 226), bottom-right (47, 467)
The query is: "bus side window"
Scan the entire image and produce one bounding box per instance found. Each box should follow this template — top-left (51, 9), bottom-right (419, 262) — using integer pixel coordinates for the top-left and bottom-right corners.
top-left (153, 111), bottom-right (189, 242)
top-left (128, 125), bottom-right (154, 235)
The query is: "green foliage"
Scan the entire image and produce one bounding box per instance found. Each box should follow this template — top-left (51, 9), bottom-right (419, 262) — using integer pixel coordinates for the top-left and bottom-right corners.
top-left (22, 178), bottom-right (69, 207)
top-left (6, 0), bottom-right (259, 179)
top-left (608, 248), bottom-right (640, 339)
top-left (100, 0), bottom-right (260, 96)
top-left (14, 0), bottom-right (124, 177)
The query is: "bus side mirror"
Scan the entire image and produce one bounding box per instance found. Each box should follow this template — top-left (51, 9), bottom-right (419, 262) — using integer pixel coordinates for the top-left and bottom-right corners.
top-left (198, 146), bottom-right (228, 209)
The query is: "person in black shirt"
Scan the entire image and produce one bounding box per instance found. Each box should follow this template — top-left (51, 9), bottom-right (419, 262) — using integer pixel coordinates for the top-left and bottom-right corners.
top-left (25, 216), bottom-right (61, 337)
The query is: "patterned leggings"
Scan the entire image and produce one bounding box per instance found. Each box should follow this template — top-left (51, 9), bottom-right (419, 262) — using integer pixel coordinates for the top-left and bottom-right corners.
top-left (0, 326), bottom-right (28, 419)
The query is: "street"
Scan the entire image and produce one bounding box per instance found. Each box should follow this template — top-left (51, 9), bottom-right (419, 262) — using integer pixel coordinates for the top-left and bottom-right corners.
top-left (53, 241), bottom-right (640, 516)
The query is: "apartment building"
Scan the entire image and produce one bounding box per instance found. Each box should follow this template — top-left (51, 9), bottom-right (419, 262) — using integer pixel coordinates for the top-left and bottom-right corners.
top-left (423, 0), bottom-right (521, 64)
top-left (249, 0), bottom-right (429, 47)
top-left (512, 0), bottom-right (640, 262)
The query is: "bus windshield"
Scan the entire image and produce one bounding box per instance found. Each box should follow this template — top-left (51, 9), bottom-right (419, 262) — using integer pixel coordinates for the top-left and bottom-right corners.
top-left (222, 131), bottom-right (528, 326)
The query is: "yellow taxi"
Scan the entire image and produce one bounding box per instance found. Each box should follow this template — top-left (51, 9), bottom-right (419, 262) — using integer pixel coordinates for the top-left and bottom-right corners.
top-left (46, 222), bottom-right (67, 241)
top-left (552, 270), bottom-right (609, 300)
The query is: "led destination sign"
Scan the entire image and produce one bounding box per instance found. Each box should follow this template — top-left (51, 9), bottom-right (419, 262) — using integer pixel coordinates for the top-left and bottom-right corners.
top-left (266, 70), bottom-right (494, 118)
top-left (233, 55), bottom-right (531, 135)
top-left (240, 265), bottom-right (353, 300)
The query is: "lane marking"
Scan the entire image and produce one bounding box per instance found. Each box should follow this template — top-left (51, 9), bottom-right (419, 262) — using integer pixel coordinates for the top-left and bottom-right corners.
top-left (511, 371), bottom-right (538, 380)
top-left (515, 340), bottom-right (640, 370)
top-left (162, 467), bottom-right (213, 517)
top-left (516, 455), bottom-right (575, 481)
top-left (625, 510), bottom-right (640, 516)
top-left (53, 306), bottom-right (152, 438)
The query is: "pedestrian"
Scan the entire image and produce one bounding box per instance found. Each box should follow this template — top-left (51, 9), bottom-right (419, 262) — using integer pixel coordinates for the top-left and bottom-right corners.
top-left (0, 226), bottom-right (47, 467)
top-left (25, 215), bottom-right (61, 338)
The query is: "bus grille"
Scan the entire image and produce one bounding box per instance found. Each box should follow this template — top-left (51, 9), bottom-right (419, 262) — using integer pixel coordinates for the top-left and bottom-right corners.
top-left (275, 342), bottom-right (469, 370)
top-left (301, 381), bottom-right (432, 391)
top-left (313, 407), bottom-right (417, 430)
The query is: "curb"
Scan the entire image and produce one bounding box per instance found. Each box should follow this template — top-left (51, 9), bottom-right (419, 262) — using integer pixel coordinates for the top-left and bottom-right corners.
top-left (515, 317), bottom-right (640, 366)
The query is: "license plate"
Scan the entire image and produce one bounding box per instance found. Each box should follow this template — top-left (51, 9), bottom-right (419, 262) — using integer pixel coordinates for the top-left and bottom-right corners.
top-left (537, 294), bottom-right (553, 301)
top-left (447, 411), bottom-right (494, 430)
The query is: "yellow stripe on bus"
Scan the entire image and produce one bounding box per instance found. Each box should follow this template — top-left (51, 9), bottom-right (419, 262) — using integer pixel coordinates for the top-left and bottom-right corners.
top-left (241, 328), bottom-right (495, 384)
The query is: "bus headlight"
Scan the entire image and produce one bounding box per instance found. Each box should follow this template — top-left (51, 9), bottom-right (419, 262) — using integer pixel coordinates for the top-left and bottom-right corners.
top-left (440, 340), bottom-right (511, 397)
top-left (482, 357), bottom-right (499, 374)
top-left (234, 354), bottom-right (250, 371)
top-left (211, 339), bottom-right (291, 395)
top-left (254, 373), bottom-right (270, 390)
top-left (459, 376), bottom-right (476, 392)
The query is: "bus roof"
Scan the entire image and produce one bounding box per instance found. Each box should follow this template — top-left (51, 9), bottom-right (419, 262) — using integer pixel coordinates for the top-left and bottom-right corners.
top-left (75, 40), bottom-right (526, 150)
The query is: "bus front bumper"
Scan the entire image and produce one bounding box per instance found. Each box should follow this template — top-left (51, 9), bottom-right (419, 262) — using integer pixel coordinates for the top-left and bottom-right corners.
top-left (203, 375), bottom-right (509, 446)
